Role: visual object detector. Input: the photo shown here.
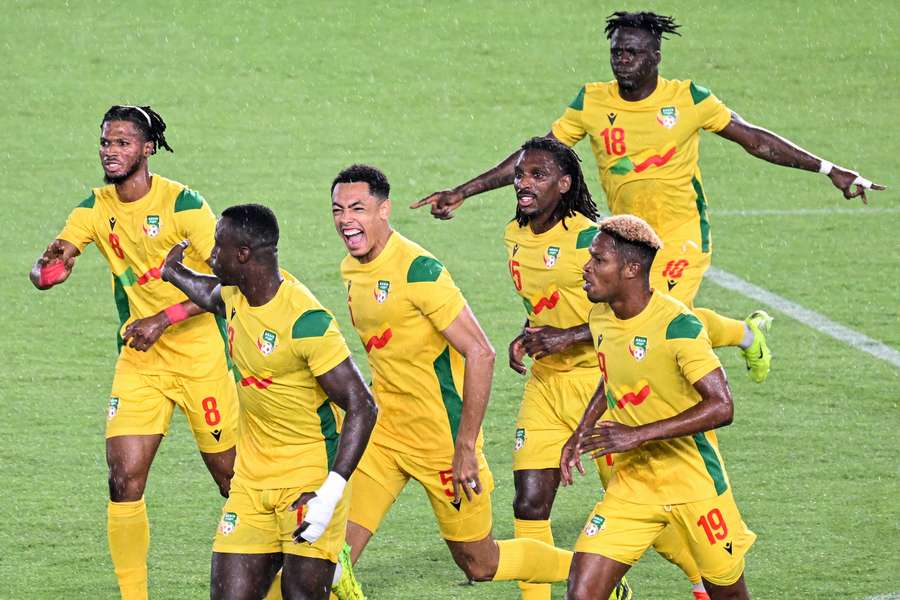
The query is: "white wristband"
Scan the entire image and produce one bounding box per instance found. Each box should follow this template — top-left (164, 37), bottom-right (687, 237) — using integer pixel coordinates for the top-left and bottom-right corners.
top-left (316, 471), bottom-right (347, 503)
top-left (818, 160), bottom-right (834, 175)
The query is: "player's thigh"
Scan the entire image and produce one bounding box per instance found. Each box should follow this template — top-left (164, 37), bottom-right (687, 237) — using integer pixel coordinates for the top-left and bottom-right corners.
top-left (213, 480), bottom-right (282, 555)
top-left (651, 237), bottom-right (711, 306)
top-left (107, 369), bottom-right (175, 439)
top-left (574, 494), bottom-right (666, 566)
top-left (412, 450), bottom-right (495, 543)
top-left (210, 551), bottom-right (281, 600)
top-left (668, 489), bottom-right (757, 586)
top-left (173, 373), bottom-right (239, 453)
top-left (276, 484), bottom-right (350, 564)
top-left (281, 554), bottom-right (335, 600)
top-left (347, 442), bottom-right (409, 535)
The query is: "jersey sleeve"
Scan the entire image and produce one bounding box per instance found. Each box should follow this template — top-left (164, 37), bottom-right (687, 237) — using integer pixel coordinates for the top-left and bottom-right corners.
top-left (689, 82), bottom-right (732, 133)
top-left (290, 309), bottom-right (352, 377)
top-left (407, 256), bottom-right (467, 332)
top-left (550, 87), bottom-right (589, 147)
top-left (173, 188), bottom-right (217, 263)
top-left (666, 313), bottom-right (722, 384)
top-left (56, 193), bottom-right (97, 252)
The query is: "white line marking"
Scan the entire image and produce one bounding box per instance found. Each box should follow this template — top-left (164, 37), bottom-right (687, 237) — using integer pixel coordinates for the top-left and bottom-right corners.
top-left (713, 207), bottom-right (900, 216)
top-left (862, 594), bottom-right (900, 600)
top-left (705, 267), bottom-right (900, 369)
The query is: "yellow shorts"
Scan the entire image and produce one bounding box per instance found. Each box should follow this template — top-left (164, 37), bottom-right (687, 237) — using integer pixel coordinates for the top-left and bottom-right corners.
top-left (212, 477), bottom-right (349, 562)
top-left (107, 365), bottom-right (238, 453)
top-left (348, 441), bottom-right (494, 542)
top-left (513, 367), bottom-right (597, 471)
top-left (575, 489), bottom-right (755, 586)
top-left (651, 221), bottom-right (713, 306)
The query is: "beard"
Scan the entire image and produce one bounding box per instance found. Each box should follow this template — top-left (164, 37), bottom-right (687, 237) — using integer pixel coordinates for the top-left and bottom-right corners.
top-left (103, 159), bottom-right (142, 184)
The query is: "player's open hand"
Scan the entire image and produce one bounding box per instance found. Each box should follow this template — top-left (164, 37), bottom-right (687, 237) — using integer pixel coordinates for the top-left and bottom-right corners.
top-left (508, 334), bottom-right (527, 375)
top-left (584, 421), bottom-right (645, 457)
top-left (30, 239), bottom-right (77, 290)
top-left (161, 240), bottom-right (190, 282)
top-left (122, 313), bottom-right (169, 351)
top-left (828, 166), bottom-right (886, 205)
top-left (560, 430), bottom-right (587, 486)
top-left (522, 326), bottom-right (572, 360)
top-left (409, 189), bottom-right (465, 220)
top-left (290, 491), bottom-right (320, 543)
top-left (451, 446), bottom-right (481, 503)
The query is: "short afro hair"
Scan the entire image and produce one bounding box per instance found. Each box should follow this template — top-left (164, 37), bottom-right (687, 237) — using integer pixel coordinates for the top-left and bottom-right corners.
top-left (331, 164), bottom-right (390, 200)
top-left (598, 214), bottom-right (662, 274)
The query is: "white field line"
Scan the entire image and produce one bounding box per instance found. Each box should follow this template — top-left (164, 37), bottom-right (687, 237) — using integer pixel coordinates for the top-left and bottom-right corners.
top-left (862, 594), bottom-right (900, 600)
top-left (713, 207), bottom-right (900, 216)
top-left (705, 267), bottom-right (900, 369)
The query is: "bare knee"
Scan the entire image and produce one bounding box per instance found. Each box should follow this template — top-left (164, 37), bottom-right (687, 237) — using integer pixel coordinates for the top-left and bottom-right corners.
top-left (513, 469), bottom-right (558, 520)
top-left (449, 541), bottom-right (498, 582)
top-left (566, 583), bottom-right (595, 600)
top-left (107, 462), bottom-right (148, 501)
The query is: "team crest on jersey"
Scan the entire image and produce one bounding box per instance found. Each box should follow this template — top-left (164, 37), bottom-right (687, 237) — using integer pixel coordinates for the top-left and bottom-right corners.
top-left (584, 514), bottom-right (606, 537)
top-left (218, 512), bottom-right (239, 535)
top-left (107, 397), bottom-right (120, 420)
top-left (544, 246), bottom-right (560, 268)
top-left (257, 330), bottom-right (277, 356)
top-left (514, 428), bottom-right (526, 451)
top-left (142, 215), bottom-right (161, 237)
top-left (628, 336), bottom-right (648, 361)
top-left (374, 280), bottom-right (391, 304)
top-left (656, 106), bottom-right (678, 129)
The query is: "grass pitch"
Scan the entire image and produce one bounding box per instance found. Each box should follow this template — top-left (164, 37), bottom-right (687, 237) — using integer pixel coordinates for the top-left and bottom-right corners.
top-left (1, 1), bottom-right (897, 598)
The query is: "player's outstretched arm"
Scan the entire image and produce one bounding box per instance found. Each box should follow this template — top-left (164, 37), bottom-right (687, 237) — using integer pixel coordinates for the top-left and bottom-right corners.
top-left (716, 112), bottom-right (886, 204)
top-left (160, 240), bottom-right (225, 316)
top-left (560, 377), bottom-right (608, 486)
top-left (410, 130), bottom-right (558, 220)
top-left (29, 239), bottom-right (79, 290)
top-left (441, 305), bottom-right (496, 502)
top-left (522, 323), bottom-right (592, 361)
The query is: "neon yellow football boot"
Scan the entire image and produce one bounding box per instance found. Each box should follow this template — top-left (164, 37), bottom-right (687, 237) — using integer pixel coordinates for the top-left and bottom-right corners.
top-left (332, 543), bottom-right (365, 600)
top-left (741, 310), bottom-right (774, 383)
top-left (612, 575), bottom-right (634, 600)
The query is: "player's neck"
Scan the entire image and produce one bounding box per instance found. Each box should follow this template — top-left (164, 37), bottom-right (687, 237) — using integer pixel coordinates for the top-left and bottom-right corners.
top-left (609, 286), bottom-right (653, 320)
top-left (239, 268), bottom-right (284, 307)
top-left (618, 74), bottom-right (658, 102)
top-left (528, 212), bottom-right (559, 235)
top-left (357, 227), bottom-right (394, 264)
top-left (115, 168), bottom-right (153, 203)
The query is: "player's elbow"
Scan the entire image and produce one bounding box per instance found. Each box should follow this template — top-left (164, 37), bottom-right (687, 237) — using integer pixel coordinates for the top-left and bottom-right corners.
top-left (712, 397), bottom-right (734, 428)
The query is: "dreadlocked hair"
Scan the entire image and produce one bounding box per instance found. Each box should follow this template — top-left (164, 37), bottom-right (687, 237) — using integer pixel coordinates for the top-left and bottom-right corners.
top-left (515, 137), bottom-right (599, 229)
top-left (102, 105), bottom-right (173, 154)
top-left (604, 11), bottom-right (681, 48)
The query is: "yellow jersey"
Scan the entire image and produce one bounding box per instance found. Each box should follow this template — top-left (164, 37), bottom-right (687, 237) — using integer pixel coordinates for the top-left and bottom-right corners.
top-left (552, 77), bottom-right (733, 249)
top-left (222, 271), bottom-right (351, 489)
top-left (340, 231), bottom-right (477, 457)
top-left (58, 174), bottom-right (230, 378)
top-left (589, 291), bottom-right (729, 504)
top-left (504, 213), bottom-right (598, 375)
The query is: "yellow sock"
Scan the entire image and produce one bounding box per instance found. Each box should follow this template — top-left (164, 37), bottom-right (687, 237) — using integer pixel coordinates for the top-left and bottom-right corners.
top-left (694, 308), bottom-right (745, 348)
top-left (264, 569), bottom-right (283, 599)
top-left (514, 519), bottom-right (554, 599)
top-left (494, 538), bottom-right (572, 583)
top-left (108, 498), bottom-right (149, 600)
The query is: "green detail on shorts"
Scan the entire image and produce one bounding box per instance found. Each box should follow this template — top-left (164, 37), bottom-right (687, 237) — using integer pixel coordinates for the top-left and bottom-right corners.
top-left (521, 297), bottom-right (533, 315)
top-left (568, 86), bottom-right (586, 111)
top-left (666, 313), bottom-right (704, 340)
top-left (610, 156), bottom-right (635, 175)
top-left (692, 177), bottom-right (711, 252)
top-left (174, 188), bottom-right (204, 212)
top-left (318, 400), bottom-right (340, 470)
top-left (407, 256), bottom-right (444, 283)
top-left (112, 275), bottom-right (130, 352)
top-left (690, 82), bottom-right (712, 105)
top-left (433, 346), bottom-right (462, 445)
top-left (576, 226), bottom-right (598, 249)
top-left (77, 192), bottom-right (96, 209)
top-left (292, 309), bottom-right (333, 338)
top-left (115, 267), bottom-right (138, 288)
top-left (692, 432), bottom-right (728, 495)
top-left (214, 314), bottom-right (236, 376)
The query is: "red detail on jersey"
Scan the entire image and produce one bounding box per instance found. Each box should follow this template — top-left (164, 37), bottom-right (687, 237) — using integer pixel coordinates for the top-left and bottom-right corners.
top-left (617, 384), bottom-right (651, 408)
top-left (240, 375), bottom-right (273, 389)
top-left (605, 454), bottom-right (614, 466)
top-left (531, 290), bottom-right (561, 314)
top-left (633, 146), bottom-right (677, 173)
top-left (364, 328), bottom-right (393, 353)
top-left (136, 260), bottom-right (165, 285)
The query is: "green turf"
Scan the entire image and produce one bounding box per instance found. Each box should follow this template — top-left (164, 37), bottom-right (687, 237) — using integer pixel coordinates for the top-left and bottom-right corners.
top-left (1, 1), bottom-right (897, 598)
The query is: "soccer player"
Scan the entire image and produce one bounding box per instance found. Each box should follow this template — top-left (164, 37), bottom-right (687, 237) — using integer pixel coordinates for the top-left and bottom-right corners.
top-left (505, 136), bottom-right (707, 600)
top-left (560, 214), bottom-right (756, 600)
top-left (161, 204), bottom-right (378, 600)
top-left (332, 164), bottom-right (574, 591)
top-left (412, 10), bottom-right (886, 384)
top-left (28, 105), bottom-right (238, 600)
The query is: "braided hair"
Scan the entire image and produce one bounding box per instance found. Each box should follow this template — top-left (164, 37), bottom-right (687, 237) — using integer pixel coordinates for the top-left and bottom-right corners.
top-left (101, 105), bottom-right (173, 154)
top-left (604, 11), bottom-right (681, 49)
top-left (515, 137), bottom-right (599, 228)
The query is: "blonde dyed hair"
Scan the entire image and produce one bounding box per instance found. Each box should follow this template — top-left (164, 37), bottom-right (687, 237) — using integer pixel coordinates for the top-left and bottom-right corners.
top-left (598, 214), bottom-right (663, 250)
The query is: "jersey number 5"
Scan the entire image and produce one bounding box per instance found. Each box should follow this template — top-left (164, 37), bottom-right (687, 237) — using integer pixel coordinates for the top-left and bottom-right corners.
top-left (601, 128), bottom-right (627, 156)
top-left (508, 260), bottom-right (522, 291)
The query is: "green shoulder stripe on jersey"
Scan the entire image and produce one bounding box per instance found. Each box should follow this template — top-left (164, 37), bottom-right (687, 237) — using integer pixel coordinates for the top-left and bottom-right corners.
top-left (112, 275), bottom-right (130, 352)
top-left (666, 313), bottom-right (704, 340)
top-left (407, 256), bottom-right (444, 283)
top-left (317, 400), bottom-right (340, 470)
top-left (691, 177), bottom-right (711, 252)
top-left (568, 86), bottom-right (586, 111)
top-left (433, 346), bottom-right (462, 445)
top-left (77, 192), bottom-right (96, 209)
top-left (174, 188), bottom-right (204, 212)
top-left (692, 432), bottom-right (728, 495)
top-left (214, 314), bottom-right (236, 376)
top-left (292, 309), bottom-right (333, 339)
top-left (576, 226), bottom-right (598, 249)
top-left (690, 82), bottom-right (712, 105)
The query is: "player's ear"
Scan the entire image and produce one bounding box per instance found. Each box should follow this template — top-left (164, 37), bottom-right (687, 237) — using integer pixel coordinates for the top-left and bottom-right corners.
top-left (143, 140), bottom-right (156, 157)
top-left (237, 246), bottom-right (252, 264)
top-left (379, 198), bottom-right (392, 220)
top-left (558, 174), bottom-right (572, 195)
